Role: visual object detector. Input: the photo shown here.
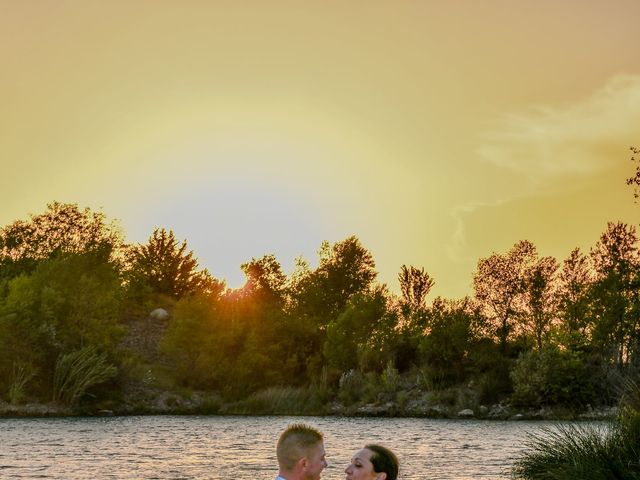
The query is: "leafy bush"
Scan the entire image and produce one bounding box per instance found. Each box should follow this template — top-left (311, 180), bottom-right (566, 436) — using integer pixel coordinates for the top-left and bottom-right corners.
top-left (476, 364), bottom-right (512, 405)
top-left (52, 346), bottom-right (117, 405)
top-left (8, 363), bottom-right (35, 405)
top-left (511, 347), bottom-right (594, 408)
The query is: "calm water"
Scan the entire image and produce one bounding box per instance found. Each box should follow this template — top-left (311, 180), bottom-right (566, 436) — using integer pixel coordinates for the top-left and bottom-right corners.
top-left (0, 415), bottom-right (587, 479)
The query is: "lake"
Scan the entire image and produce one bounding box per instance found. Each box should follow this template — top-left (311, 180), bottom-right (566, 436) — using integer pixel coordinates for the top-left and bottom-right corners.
top-left (0, 415), bottom-right (588, 479)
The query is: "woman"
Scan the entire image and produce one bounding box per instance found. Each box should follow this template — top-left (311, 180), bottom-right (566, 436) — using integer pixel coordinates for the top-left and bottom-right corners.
top-left (344, 444), bottom-right (399, 480)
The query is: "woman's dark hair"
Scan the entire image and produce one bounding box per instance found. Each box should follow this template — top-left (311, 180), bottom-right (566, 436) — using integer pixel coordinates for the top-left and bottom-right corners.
top-left (365, 444), bottom-right (398, 480)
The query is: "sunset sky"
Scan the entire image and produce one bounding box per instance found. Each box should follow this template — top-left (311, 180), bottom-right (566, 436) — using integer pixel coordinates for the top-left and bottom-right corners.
top-left (2, 1), bottom-right (639, 299)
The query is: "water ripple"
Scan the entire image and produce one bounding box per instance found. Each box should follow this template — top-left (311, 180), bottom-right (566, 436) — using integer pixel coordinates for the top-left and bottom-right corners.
top-left (0, 415), bottom-right (592, 479)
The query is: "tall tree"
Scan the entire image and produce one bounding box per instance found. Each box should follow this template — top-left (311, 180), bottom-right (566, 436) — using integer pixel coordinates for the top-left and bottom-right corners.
top-left (521, 256), bottom-right (559, 350)
top-left (555, 248), bottom-right (593, 348)
top-left (126, 228), bottom-right (211, 300)
top-left (161, 292), bottom-right (230, 390)
top-left (240, 254), bottom-right (288, 308)
top-left (292, 236), bottom-right (377, 324)
top-left (323, 287), bottom-right (392, 374)
top-left (419, 297), bottom-right (480, 385)
top-left (0, 202), bottom-right (123, 280)
top-left (398, 265), bottom-right (434, 311)
top-left (590, 222), bottom-right (640, 367)
top-left (286, 236), bottom-right (378, 378)
top-left (473, 240), bottom-right (537, 354)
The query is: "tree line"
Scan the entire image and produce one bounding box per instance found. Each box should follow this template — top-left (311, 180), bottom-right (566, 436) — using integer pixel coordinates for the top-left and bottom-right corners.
top-left (0, 148), bottom-right (638, 409)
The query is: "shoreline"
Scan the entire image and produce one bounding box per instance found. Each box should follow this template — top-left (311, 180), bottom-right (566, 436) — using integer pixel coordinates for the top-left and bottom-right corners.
top-left (0, 400), bottom-right (617, 421)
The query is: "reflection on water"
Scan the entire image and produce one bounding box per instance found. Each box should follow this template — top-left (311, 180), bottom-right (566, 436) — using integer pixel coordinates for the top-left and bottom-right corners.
top-left (0, 415), bottom-right (582, 479)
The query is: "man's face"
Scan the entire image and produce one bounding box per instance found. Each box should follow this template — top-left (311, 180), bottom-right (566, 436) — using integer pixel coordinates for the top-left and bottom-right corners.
top-left (303, 442), bottom-right (327, 480)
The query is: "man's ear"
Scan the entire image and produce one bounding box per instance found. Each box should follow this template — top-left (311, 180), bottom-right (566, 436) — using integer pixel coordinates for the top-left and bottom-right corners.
top-left (376, 473), bottom-right (387, 480)
top-left (298, 457), bottom-right (309, 471)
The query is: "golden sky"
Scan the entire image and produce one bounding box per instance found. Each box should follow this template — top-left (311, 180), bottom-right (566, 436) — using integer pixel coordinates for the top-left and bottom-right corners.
top-left (2, 1), bottom-right (639, 298)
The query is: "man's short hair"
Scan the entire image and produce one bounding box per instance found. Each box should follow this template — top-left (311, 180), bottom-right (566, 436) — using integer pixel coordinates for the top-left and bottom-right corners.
top-left (277, 423), bottom-right (324, 471)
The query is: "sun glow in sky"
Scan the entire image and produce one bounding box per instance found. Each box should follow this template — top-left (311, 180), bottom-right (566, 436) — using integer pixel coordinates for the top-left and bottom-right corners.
top-left (2, 1), bottom-right (640, 298)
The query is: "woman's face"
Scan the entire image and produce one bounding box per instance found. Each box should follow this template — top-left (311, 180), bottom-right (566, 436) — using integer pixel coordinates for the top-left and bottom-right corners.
top-left (345, 448), bottom-right (383, 480)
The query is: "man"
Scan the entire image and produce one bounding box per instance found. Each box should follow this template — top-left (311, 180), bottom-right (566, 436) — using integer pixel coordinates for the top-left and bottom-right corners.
top-left (276, 423), bottom-right (327, 480)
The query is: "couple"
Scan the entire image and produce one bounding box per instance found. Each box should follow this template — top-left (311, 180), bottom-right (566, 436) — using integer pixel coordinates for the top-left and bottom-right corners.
top-left (276, 423), bottom-right (398, 480)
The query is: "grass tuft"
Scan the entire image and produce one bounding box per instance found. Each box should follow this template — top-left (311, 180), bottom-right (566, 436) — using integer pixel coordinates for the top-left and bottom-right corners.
top-left (512, 379), bottom-right (640, 479)
top-left (221, 386), bottom-right (328, 415)
top-left (52, 346), bottom-right (117, 406)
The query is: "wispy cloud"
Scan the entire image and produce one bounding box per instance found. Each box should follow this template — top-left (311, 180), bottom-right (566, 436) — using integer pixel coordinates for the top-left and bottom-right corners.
top-left (449, 75), bottom-right (640, 264)
top-left (477, 74), bottom-right (640, 182)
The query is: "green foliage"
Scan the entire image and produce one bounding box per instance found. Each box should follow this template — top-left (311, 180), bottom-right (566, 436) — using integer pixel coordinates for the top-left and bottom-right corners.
top-left (398, 264), bottom-right (434, 313)
top-left (2, 198), bottom-right (640, 413)
top-left (324, 289), bottom-right (394, 374)
top-left (52, 346), bottom-right (117, 405)
top-left (473, 240), bottom-right (537, 353)
top-left (520, 256), bottom-right (559, 350)
top-left (240, 254), bottom-right (287, 307)
top-left (511, 347), bottom-right (595, 408)
top-left (291, 236), bottom-right (377, 325)
top-left (161, 292), bottom-right (230, 390)
top-left (126, 228), bottom-right (216, 300)
top-left (380, 361), bottom-right (400, 393)
top-left (555, 248), bottom-right (592, 349)
top-left (0, 202), bottom-right (123, 281)
top-left (222, 386), bottom-right (328, 415)
top-left (7, 363), bottom-right (35, 405)
top-left (512, 381), bottom-right (640, 479)
top-left (589, 222), bottom-right (640, 368)
top-left (419, 297), bottom-right (479, 385)
top-left (0, 251), bottom-right (123, 401)
top-left (338, 369), bottom-right (366, 405)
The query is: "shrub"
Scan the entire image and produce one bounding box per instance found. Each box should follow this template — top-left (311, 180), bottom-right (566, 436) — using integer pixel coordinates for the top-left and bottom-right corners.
top-left (416, 365), bottom-right (449, 391)
top-left (476, 363), bottom-right (512, 405)
top-left (511, 347), bottom-right (594, 408)
top-left (380, 361), bottom-right (400, 393)
top-left (339, 369), bottom-right (366, 405)
top-left (221, 386), bottom-right (326, 415)
top-left (52, 346), bottom-right (117, 405)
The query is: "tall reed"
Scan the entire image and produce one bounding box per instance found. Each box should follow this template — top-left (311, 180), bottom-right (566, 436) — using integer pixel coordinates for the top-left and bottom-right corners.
top-left (52, 346), bottom-right (117, 405)
top-left (512, 379), bottom-right (640, 479)
top-left (222, 386), bottom-right (328, 415)
top-left (8, 363), bottom-right (35, 405)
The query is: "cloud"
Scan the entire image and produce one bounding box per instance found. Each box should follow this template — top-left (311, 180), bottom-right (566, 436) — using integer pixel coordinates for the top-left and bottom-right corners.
top-left (477, 74), bottom-right (640, 182)
top-left (448, 75), bottom-right (640, 265)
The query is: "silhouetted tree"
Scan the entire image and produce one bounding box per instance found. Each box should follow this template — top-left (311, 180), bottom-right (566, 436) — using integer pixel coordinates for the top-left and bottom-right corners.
top-left (126, 228), bottom-right (211, 300)
top-left (625, 146), bottom-right (640, 200)
top-left (590, 222), bottom-right (640, 368)
top-left (521, 256), bottom-right (559, 350)
top-left (286, 236), bottom-right (378, 379)
top-left (473, 240), bottom-right (537, 354)
top-left (555, 248), bottom-right (593, 349)
top-left (419, 297), bottom-right (479, 385)
top-left (324, 287), bottom-right (392, 374)
top-left (0, 202), bottom-right (123, 280)
top-left (399, 265), bottom-right (434, 311)
top-left (240, 254), bottom-right (288, 308)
